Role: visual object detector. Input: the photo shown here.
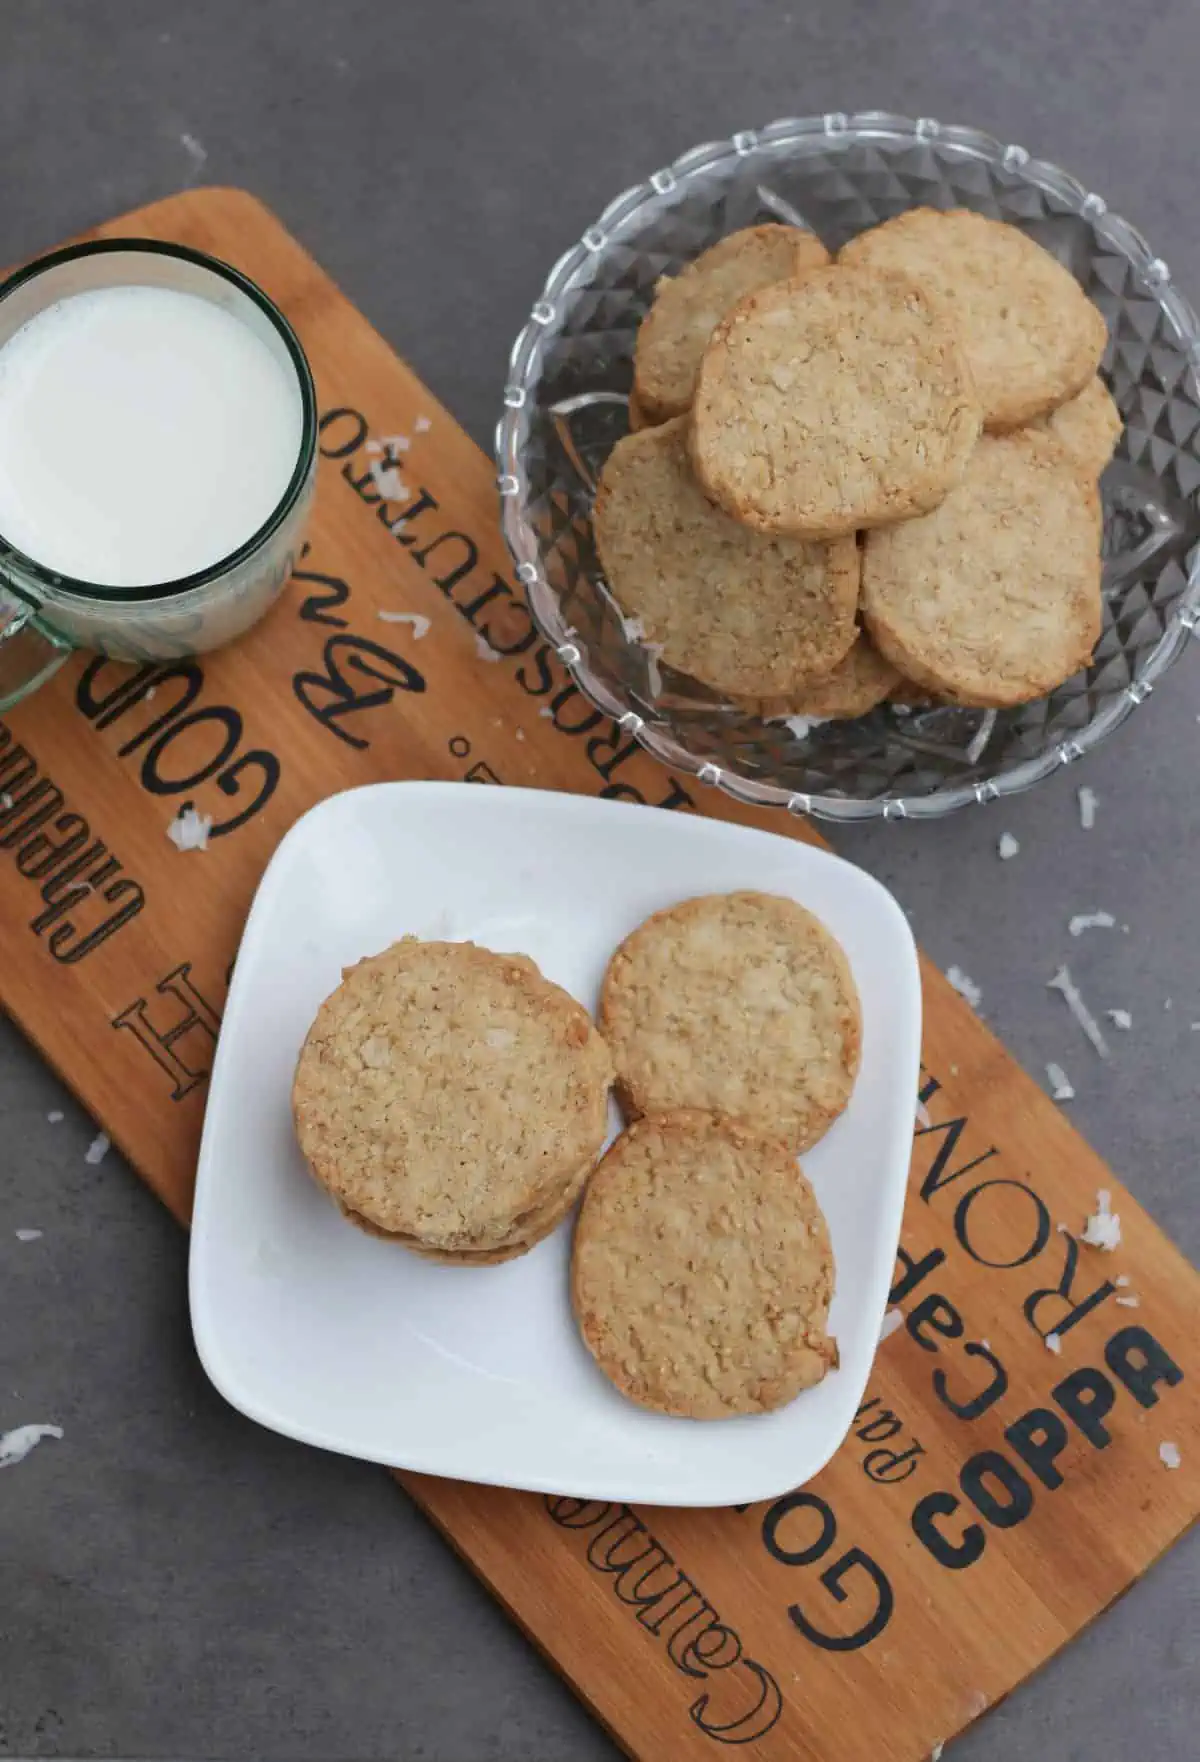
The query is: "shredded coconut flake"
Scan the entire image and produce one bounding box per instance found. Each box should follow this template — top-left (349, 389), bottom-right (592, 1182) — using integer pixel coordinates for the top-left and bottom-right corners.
top-left (167, 806), bottom-right (213, 852)
top-left (369, 461), bottom-right (410, 501)
top-left (643, 643), bottom-right (665, 699)
top-left (515, 728), bottom-right (525, 742)
top-left (620, 614), bottom-right (647, 642)
top-left (946, 965), bottom-right (983, 1010)
top-left (1081, 1187), bottom-right (1121, 1251)
top-left (965, 709), bottom-right (996, 765)
top-left (1045, 1332), bottom-right (1062, 1354)
top-left (1078, 785), bottom-right (1098, 829)
top-left (879, 1308), bottom-right (904, 1343)
top-left (915, 1098), bottom-right (932, 1128)
top-left (0, 790), bottom-right (13, 808)
top-left (414, 415), bottom-right (432, 432)
top-left (1046, 1062), bottom-right (1075, 1102)
top-left (475, 633), bottom-right (503, 663)
top-left (1115, 1273), bottom-right (1130, 1286)
top-left (538, 705), bottom-right (553, 719)
top-left (783, 714), bottom-right (828, 738)
top-left (14, 1228), bottom-right (42, 1242)
top-left (380, 433), bottom-right (411, 453)
top-left (1069, 911), bottom-right (1115, 936)
top-left (997, 832), bottom-right (1020, 860)
top-left (1159, 1441), bottom-right (1182, 1470)
top-left (85, 1131), bottom-right (111, 1167)
top-left (377, 610), bottom-right (431, 638)
top-left (1115, 1294), bottom-right (1141, 1308)
top-left (1106, 1009), bottom-right (1132, 1030)
top-left (1048, 965), bottom-right (1109, 1058)
top-left (46, 1110), bottom-right (63, 1124)
top-left (930, 1744), bottom-right (944, 1761)
top-left (0, 1424), bottom-right (63, 1468)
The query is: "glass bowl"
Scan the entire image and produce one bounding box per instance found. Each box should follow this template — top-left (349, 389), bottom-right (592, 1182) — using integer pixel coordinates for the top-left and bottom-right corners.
top-left (496, 111), bottom-right (1200, 822)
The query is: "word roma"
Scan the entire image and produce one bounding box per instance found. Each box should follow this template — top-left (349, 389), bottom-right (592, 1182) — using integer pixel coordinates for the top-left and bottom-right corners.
top-left (318, 406), bottom-right (694, 813)
top-left (0, 719), bottom-right (143, 962)
top-left (546, 1498), bottom-right (782, 1746)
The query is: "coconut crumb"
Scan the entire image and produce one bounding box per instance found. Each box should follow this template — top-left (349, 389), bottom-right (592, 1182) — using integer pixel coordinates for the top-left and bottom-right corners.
top-left (167, 805), bottom-right (213, 852)
top-left (1046, 1062), bottom-right (1075, 1102)
top-left (46, 1110), bottom-right (64, 1125)
top-left (0, 1424), bottom-right (63, 1468)
top-left (783, 714), bottom-right (828, 738)
top-left (965, 709), bottom-right (996, 765)
top-left (414, 415), bottom-right (432, 432)
top-left (946, 966), bottom-right (982, 1010)
top-left (0, 790), bottom-right (12, 809)
top-left (515, 729), bottom-right (526, 742)
top-left (85, 1132), bottom-right (111, 1166)
top-left (915, 1097), bottom-right (932, 1128)
top-left (377, 610), bottom-right (431, 638)
top-left (1107, 1009), bottom-right (1132, 1030)
top-left (1082, 1188), bottom-right (1121, 1251)
top-left (14, 1228), bottom-right (42, 1242)
top-left (1165, 997), bottom-right (1173, 1011)
top-left (475, 633), bottom-right (503, 663)
top-left (1048, 965), bottom-right (1109, 1058)
top-left (1159, 1441), bottom-right (1181, 1470)
top-left (930, 1744), bottom-right (944, 1761)
top-left (620, 614), bottom-right (647, 643)
top-left (1078, 785), bottom-right (1098, 829)
top-left (997, 832), bottom-right (1019, 860)
top-left (1069, 911), bottom-right (1115, 936)
top-left (1115, 1294), bottom-right (1141, 1308)
top-left (538, 705), bottom-right (554, 719)
top-left (1045, 1332), bottom-right (1062, 1354)
top-left (879, 1308), bottom-right (904, 1343)
top-left (369, 461), bottom-right (410, 501)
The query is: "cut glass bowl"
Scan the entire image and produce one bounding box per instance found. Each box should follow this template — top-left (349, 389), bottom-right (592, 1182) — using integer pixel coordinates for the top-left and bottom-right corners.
top-left (497, 112), bottom-right (1200, 821)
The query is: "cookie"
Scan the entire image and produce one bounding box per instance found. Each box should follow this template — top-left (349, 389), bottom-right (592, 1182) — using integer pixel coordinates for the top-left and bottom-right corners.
top-left (293, 939), bottom-right (612, 1245)
top-left (592, 418), bottom-right (859, 696)
top-left (861, 431), bottom-right (1103, 708)
top-left (746, 633), bottom-right (900, 721)
top-left (600, 891), bottom-right (861, 1152)
top-left (571, 1110), bottom-right (838, 1418)
top-left (338, 1156), bottom-right (593, 1262)
top-left (689, 264), bottom-right (980, 539)
top-left (626, 390), bottom-right (654, 433)
top-left (633, 224), bottom-right (831, 424)
top-left (839, 209), bottom-right (1108, 431)
top-left (1031, 375), bottom-right (1122, 477)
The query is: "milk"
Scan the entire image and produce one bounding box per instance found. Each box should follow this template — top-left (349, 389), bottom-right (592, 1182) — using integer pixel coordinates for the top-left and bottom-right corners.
top-left (0, 283), bottom-right (304, 588)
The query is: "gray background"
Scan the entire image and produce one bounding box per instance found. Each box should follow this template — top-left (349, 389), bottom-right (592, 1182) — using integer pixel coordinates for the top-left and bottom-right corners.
top-left (1, 2), bottom-right (1197, 1757)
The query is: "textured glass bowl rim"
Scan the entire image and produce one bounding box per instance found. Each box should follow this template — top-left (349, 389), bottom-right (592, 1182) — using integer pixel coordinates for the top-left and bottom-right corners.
top-left (496, 110), bottom-right (1200, 823)
top-left (0, 238), bottom-right (318, 608)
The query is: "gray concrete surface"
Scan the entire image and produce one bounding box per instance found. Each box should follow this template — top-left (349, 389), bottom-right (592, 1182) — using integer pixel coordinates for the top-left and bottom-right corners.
top-left (1, 2), bottom-right (1198, 1757)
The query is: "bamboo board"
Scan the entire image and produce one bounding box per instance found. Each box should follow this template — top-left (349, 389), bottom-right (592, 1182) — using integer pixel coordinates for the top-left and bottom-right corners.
top-left (1, 189), bottom-right (1196, 1761)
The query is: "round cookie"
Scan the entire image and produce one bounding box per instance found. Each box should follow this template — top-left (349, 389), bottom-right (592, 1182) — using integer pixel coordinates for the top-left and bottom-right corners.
top-left (571, 1110), bottom-right (838, 1418)
top-left (633, 224), bottom-right (831, 424)
top-left (626, 390), bottom-right (655, 433)
top-left (1031, 375), bottom-right (1122, 477)
top-left (600, 891), bottom-right (861, 1152)
top-left (861, 431), bottom-right (1103, 708)
top-left (338, 1156), bottom-right (594, 1262)
top-left (592, 418), bottom-right (859, 696)
top-left (293, 939), bottom-right (612, 1245)
top-left (839, 209), bottom-right (1108, 431)
top-left (746, 633), bottom-right (900, 721)
top-left (689, 264), bottom-right (980, 539)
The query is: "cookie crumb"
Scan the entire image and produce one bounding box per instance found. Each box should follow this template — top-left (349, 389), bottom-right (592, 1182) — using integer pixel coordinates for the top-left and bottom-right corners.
top-left (1078, 785), bottom-right (1098, 829)
top-left (997, 832), bottom-right (1019, 860)
top-left (1159, 1441), bottom-right (1181, 1470)
top-left (946, 965), bottom-right (982, 1009)
top-left (1046, 1062), bottom-right (1074, 1101)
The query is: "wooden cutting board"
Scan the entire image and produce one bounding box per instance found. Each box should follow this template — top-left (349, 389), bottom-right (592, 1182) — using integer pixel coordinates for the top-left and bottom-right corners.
top-left (2, 189), bottom-right (1196, 1762)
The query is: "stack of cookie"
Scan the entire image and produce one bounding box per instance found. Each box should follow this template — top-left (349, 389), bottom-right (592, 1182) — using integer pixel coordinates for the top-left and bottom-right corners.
top-left (596, 210), bottom-right (1117, 715)
top-left (292, 938), bottom-right (613, 1265)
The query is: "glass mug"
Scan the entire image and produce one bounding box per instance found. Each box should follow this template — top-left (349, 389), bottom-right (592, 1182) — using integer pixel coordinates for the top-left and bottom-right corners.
top-left (0, 239), bottom-right (318, 711)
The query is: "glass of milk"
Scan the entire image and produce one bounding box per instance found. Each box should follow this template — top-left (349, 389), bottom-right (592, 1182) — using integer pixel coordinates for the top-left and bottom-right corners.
top-left (0, 239), bottom-right (317, 709)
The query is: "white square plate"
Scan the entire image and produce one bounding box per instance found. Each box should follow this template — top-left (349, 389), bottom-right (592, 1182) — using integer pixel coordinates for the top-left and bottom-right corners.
top-left (190, 783), bottom-right (921, 1506)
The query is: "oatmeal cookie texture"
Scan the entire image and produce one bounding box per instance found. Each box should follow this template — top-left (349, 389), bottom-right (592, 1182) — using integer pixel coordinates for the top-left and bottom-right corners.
top-left (690, 263), bottom-right (980, 538)
top-left (862, 431), bottom-right (1103, 708)
top-left (572, 1110), bottom-right (837, 1418)
top-left (593, 418), bottom-right (858, 696)
top-left (600, 890), bottom-right (861, 1152)
top-left (840, 208), bottom-right (1108, 430)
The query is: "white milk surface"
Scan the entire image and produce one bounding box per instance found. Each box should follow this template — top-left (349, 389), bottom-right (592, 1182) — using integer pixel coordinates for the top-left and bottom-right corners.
top-left (0, 284), bottom-right (303, 587)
